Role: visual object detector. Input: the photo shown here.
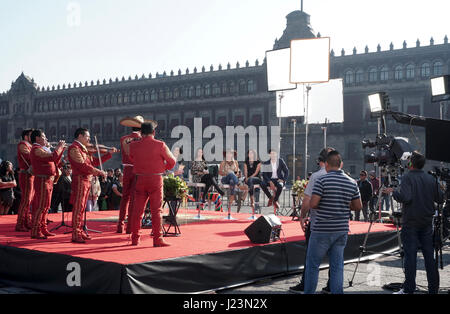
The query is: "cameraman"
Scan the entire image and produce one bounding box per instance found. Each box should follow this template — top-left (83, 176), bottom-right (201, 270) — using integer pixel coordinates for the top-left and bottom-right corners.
top-left (385, 151), bottom-right (444, 294)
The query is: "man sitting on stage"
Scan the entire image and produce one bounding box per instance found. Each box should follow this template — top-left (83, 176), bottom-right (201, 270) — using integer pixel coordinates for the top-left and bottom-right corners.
top-left (68, 128), bottom-right (117, 243)
top-left (129, 122), bottom-right (176, 247)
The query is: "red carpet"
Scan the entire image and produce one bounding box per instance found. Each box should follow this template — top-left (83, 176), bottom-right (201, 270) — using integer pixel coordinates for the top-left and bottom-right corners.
top-left (0, 209), bottom-right (396, 265)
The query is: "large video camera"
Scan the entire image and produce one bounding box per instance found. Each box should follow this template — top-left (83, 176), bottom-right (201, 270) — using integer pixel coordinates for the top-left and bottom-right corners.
top-left (362, 135), bottom-right (412, 188)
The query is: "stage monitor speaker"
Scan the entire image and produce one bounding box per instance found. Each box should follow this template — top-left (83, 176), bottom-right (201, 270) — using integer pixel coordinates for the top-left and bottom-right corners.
top-left (244, 214), bottom-right (282, 244)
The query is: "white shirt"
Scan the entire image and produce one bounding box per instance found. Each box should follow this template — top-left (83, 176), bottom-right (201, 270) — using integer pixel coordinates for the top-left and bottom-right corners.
top-left (271, 161), bottom-right (278, 179)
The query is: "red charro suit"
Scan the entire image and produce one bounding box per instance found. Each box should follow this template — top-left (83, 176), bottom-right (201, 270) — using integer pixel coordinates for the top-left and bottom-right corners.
top-left (29, 143), bottom-right (64, 239)
top-left (68, 141), bottom-right (111, 243)
top-left (117, 131), bottom-right (141, 233)
top-left (129, 136), bottom-right (175, 246)
top-left (15, 140), bottom-right (34, 231)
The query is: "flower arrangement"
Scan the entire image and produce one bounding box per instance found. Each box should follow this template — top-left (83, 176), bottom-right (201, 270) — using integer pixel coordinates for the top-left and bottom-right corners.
top-left (163, 173), bottom-right (189, 201)
top-left (292, 179), bottom-right (308, 198)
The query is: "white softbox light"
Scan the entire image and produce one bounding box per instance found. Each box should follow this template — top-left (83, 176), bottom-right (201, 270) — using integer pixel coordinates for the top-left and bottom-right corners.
top-left (290, 37), bottom-right (330, 84)
top-left (276, 88), bottom-right (305, 118)
top-left (266, 48), bottom-right (297, 92)
top-left (307, 79), bottom-right (344, 124)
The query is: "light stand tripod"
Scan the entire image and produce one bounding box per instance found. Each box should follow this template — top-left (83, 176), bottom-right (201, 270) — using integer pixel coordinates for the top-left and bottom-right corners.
top-left (348, 188), bottom-right (404, 287)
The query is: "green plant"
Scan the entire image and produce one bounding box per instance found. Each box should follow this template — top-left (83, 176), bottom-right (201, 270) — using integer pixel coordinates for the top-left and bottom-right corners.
top-left (163, 173), bottom-right (189, 200)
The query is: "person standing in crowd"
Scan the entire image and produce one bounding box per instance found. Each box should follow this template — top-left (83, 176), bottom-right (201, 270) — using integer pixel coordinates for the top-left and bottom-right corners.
top-left (110, 173), bottom-right (123, 210)
top-left (86, 176), bottom-right (101, 212)
top-left (191, 149), bottom-right (224, 203)
top-left (129, 122), bottom-right (176, 246)
top-left (386, 151), bottom-right (443, 294)
top-left (0, 161), bottom-right (17, 215)
top-left (105, 168), bottom-right (115, 210)
top-left (56, 165), bottom-right (72, 213)
top-left (244, 149), bottom-right (262, 212)
top-left (380, 175), bottom-right (391, 213)
top-left (304, 151), bottom-right (362, 294)
top-left (290, 147), bottom-right (334, 294)
top-left (355, 170), bottom-right (373, 222)
top-left (15, 129), bottom-right (34, 231)
top-left (368, 171), bottom-right (380, 212)
top-left (29, 130), bottom-right (66, 239)
top-left (68, 128), bottom-right (116, 243)
top-left (219, 150), bottom-right (240, 207)
top-left (260, 149), bottom-right (289, 210)
top-left (117, 117), bottom-right (142, 234)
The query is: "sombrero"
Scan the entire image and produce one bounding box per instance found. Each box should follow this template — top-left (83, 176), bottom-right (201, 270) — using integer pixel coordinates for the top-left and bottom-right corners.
top-left (119, 116), bottom-right (157, 128)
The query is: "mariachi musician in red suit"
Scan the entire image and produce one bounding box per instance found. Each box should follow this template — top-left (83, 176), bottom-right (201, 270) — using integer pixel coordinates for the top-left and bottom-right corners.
top-left (116, 116), bottom-right (145, 234)
top-left (15, 129), bottom-right (35, 232)
top-left (29, 130), bottom-right (66, 239)
top-left (68, 128), bottom-right (118, 243)
top-left (129, 121), bottom-right (176, 246)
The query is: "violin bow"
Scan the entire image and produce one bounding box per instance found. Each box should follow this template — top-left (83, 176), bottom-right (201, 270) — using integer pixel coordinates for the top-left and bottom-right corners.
top-left (94, 135), bottom-right (104, 172)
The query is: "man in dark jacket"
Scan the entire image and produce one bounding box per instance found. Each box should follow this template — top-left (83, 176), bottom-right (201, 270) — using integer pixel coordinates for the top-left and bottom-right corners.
top-left (386, 151), bottom-right (444, 294)
top-left (260, 149), bottom-right (289, 210)
top-left (355, 170), bottom-right (373, 222)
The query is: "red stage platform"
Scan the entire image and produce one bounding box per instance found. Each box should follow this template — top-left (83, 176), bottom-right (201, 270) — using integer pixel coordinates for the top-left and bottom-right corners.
top-left (0, 210), bottom-right (399, 294)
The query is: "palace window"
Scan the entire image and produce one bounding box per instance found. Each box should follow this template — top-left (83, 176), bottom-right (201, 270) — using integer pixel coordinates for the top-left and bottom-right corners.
top-left (394, 66), bottom-right (403, 80)
top-left (239, 80), bottom-right (247, 93)
top-left (204, 84), bottom-right (211, 96)
top-left (344, 71), bottom-right (354, 85)
top-left (221, 82), bottom-right (227, 95)
top-left (368, 68), bottom-right (377, 82)
top-left (433, 61), bottom-right (443, 76)
top-left (151, 90), bottom-right (157, 102)
top-left (144, 91), bottom-right (150, 102)
top-left (188, 86), bottom-right (195, 98)
top-left (248, 80), bottom-right (256, 93)
top-left (117, 93), bottom-right (123, 105)
top-left (196, 85), bottom-right (202, 97)
top-left (229, 82), bottom-right (236, 94)
top-left (173, 88), bottom-right (179, 99)
top-left (421, 63), bottom-right (431, 77)
top-left (212, 83), bottom-right (220, 96)
top-left (355, 70), bottom-right (364, 84)
top-left (380, 66), bottom-right (389, 81)
top-left (406, 64), bottom-right (415, 79)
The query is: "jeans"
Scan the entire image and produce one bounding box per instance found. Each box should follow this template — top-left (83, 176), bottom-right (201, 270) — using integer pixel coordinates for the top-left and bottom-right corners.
top-left (355, 202), bottom-right (369, 222)
top-left (304, 231), bottom-right (348, 294)
top-left (246, 177), bottom-right (261, 201)
top-left (401, 225), bottom-right (439, 294)
top-left (221, 173), bottom-right (239, 195)
top-left (381, 194), bottom-right (390, 212)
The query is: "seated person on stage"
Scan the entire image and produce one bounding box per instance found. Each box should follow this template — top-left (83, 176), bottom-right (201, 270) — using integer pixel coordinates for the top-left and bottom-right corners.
top-left (244, 149), bottom-right (262, 211)
top-left (260, 149), bottom-right (289, 210)
top-left (191, 149), bottom-right (224, 203)
top-left (235, 169), bottom-right (248, 213)
top-left (168, 146), bottom-right (186, 179)
top-left (219, 150), bottom-right (240, 206)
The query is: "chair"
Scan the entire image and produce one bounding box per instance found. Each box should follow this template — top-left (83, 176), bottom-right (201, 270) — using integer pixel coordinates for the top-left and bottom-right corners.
top-left (187, 171), bottom-right (207, 219)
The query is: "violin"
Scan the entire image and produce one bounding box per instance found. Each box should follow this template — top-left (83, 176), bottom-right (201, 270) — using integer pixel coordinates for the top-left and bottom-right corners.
top-left (85, 143), bottom-right (119, 155)
top-left (49, 142), bottom-right (119, 155)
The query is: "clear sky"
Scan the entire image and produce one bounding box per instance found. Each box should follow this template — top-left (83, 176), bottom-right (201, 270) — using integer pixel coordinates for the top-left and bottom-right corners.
top-left (1, 0), bottom-right (448, 93)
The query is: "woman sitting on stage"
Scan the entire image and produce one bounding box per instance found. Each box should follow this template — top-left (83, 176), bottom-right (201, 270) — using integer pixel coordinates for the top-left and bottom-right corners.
top-left (244, 149), bottom-right (262, 211)
top-left (0, 161), bottom-right (17, 215)
top-left (219, 150), bottom-right (240, 207)
top-left (191, 149), bottom-right (224, 203)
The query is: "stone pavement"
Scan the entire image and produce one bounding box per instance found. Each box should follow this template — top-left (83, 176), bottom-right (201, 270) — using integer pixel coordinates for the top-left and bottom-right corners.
top-left (1, 203), bottom-right (449, 295)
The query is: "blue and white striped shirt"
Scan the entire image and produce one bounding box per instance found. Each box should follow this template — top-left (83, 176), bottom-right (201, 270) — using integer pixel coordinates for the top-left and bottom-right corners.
top-left (312, 170), bottom-right (360, 233)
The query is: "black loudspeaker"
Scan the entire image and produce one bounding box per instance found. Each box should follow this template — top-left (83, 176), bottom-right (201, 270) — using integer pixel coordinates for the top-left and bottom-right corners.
top-left (244, 214), bottom-right (282, 244)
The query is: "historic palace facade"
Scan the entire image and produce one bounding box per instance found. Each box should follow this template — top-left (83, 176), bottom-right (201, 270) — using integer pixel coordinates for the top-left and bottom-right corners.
top-left (1, 10), bottom-right (449, 177)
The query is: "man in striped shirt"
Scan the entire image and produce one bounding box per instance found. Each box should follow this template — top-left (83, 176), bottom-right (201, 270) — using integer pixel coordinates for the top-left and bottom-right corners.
top-left (304, 150), bottom-right (362, 294)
